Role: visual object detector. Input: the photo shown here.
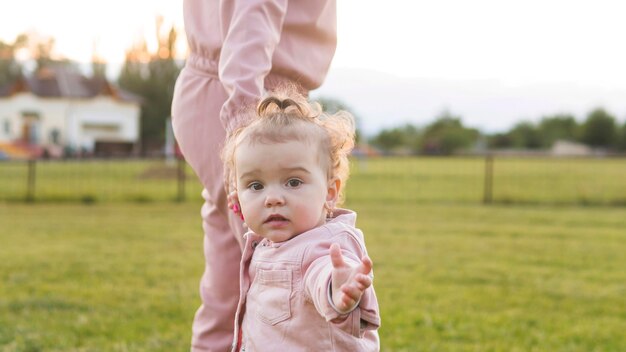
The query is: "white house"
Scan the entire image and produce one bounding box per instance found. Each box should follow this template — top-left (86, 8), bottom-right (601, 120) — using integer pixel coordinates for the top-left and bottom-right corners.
top-left (0, 66), bottom-right (141, 158)
top-left (551, 140), bottom-right (592, 157)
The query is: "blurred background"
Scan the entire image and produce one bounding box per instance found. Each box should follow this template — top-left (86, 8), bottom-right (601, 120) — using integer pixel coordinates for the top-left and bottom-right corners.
top-left (1, 1), bottom-right (625, 351)
top-left (1, 0), bottom-right (626, 157)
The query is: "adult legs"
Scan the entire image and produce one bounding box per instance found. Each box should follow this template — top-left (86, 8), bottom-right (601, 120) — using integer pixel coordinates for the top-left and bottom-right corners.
top-left (172, 67), bottom-right (245, 352)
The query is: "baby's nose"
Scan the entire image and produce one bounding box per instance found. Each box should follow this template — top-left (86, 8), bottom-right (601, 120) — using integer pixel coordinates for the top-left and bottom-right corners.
top-left (264, 189), bottom-right (285, 207)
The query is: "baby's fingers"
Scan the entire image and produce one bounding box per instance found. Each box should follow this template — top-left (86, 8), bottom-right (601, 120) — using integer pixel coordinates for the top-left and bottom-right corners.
top-left (358, 255), bottom-right (373, 276)
top-left (330, 243), bottom-right (346, 269)
top-left (354, 273), bottom-right (372, 290)
top-left (340, 285), bottom-right (360, 307)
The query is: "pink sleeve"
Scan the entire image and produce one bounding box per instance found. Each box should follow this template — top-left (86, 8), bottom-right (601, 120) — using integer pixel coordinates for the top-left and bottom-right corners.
top-left (218, 0), bottom-right (288, 132)
top-left (303, 233), bottom-right (381, 338)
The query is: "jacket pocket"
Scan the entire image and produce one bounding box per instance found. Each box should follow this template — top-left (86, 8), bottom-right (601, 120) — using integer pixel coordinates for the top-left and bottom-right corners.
top-left (252, 269), bottom-right (292, 325)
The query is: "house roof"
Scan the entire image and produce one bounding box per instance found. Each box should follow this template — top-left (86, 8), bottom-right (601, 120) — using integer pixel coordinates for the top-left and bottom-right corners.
top-left (0, 66), bottom-right (142, 103)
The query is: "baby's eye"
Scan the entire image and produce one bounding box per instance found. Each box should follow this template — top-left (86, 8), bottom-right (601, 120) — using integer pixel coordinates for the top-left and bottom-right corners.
top-left (248, 182), bottom-right (264, 191)
top-left (286, 179), bottom-right (303, 188)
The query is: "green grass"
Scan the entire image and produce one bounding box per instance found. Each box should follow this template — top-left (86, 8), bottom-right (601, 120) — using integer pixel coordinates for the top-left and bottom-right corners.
top-left (348, 157), bottom-right (626, 206)
top-left (488, 158), bottom-right (626, 206)
top-left (1, 157), bottom-right (626, 350)
top-left (346, 202), bottom-right (626, 351)
top-left (0, 203), bottom-right (203, 351)
top-left (0, 159), bottom-right (203, 203)
top-left (1, 157), bottom-right (625, 205)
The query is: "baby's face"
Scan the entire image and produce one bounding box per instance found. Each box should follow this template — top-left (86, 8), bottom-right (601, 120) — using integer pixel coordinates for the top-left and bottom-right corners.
top-left (235, 139), bottom-right (337, 243)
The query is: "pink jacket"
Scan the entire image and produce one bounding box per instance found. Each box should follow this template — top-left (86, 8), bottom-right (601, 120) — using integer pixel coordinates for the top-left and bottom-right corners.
top-left (233, 209), bottom-right (381, 351)
top-left (182, 0), bottom-right (337, 132)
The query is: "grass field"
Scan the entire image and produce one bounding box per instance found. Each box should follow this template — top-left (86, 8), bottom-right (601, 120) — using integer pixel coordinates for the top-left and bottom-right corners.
top-left (1, 157), bottom-right (625, 205)
top-left (0, 159), bottom-right (201, 203)
top-left (1, 158), bottom-right (626, 351)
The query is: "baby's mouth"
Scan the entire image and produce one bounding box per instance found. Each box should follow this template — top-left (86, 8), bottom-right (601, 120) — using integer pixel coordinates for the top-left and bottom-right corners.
top-left (264, 214), bottom-right (288, 223)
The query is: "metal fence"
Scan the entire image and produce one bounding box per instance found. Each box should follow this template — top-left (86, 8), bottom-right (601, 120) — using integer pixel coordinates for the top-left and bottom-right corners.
top-left (1, 156), bottom-right (625, 206)
top-left (0, 158), bottom-right (200, 204)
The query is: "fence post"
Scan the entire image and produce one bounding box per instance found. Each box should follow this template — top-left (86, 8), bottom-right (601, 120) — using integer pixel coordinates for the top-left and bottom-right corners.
top-left (177, 157), bottom-right (185, 202)
top-left (27, 159), bottom-right (36, 202)
top-left (483, 154), bottom-right (493, 204)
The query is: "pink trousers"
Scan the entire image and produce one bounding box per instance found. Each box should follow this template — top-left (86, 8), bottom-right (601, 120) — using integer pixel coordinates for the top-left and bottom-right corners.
top-left (171, 65), bottom-right (246, 352)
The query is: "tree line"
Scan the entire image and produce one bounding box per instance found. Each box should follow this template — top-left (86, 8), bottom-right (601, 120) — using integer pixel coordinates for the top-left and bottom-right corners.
top-left (366, 108), bottom-right (626, 155)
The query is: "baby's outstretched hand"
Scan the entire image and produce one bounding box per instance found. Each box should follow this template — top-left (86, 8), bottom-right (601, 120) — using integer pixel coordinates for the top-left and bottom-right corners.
top-left (330, 243), bottom-right (373, 314)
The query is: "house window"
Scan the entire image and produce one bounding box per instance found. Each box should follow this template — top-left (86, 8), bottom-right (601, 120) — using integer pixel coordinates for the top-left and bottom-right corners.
top-left (50, 129), bottom-right (61, 145)
top-left (82, 123), bottom-right (120, 133)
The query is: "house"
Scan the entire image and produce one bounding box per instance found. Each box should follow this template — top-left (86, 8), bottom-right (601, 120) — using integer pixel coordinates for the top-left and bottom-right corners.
top-left (0, 66), bottom-right (141, 158)
top-left (551, 140), bottom-right (592, 157)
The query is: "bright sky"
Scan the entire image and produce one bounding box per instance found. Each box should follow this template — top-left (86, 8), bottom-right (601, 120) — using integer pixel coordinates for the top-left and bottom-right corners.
top-left (333, 0), bottom-right (626, 88)
top-left (2, 0), bottom-right (626, 132)
top-left (0, 0), bottom-right (184, 65)
top-left (3, 0), bottom-right (625, 87)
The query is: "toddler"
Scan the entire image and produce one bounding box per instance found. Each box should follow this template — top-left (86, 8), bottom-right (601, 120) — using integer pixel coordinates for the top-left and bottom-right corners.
top-left (222, 89), bottom-right (380, 351)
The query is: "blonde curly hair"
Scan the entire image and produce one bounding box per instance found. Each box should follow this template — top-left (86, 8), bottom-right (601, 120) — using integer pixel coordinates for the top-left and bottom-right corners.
top-left (222, 87), bottom-right (355, 206)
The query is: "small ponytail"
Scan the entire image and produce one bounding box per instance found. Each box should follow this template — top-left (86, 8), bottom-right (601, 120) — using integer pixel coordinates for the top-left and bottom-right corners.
top-left (257, 97), bottom-right (305, 117)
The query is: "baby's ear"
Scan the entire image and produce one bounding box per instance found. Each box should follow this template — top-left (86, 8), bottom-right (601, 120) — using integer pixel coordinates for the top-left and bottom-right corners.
top-left (227, 189), bottom-right (240, 209)
top-left (228, 190), bottom-right (245, 220)
top-left (326, 177), bottom-right (341, 204)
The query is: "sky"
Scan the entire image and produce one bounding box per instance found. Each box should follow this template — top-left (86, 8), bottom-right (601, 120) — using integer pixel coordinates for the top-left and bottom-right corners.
top-left (333, 0), bottom-right (626, 87)
top-left (2, 0), bottom-right (626, 133)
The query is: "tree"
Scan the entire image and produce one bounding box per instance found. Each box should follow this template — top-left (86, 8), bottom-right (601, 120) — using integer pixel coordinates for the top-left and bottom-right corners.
top-left (17, 31), bottom-right (60, 70)
top-left (487, 132), bottom-right (514, 149)
top-left (538, 113), bottom-right (579, 148)
top-left (508, 121), bottom-right (542, 149)
top-left (118, 19), bottom-right (182, 153)
top-left (369, 124), bottom-right (420, 154)
top-left (1, 32), bottom-right (80, 87)
top-left (581, 108), bottom-right (617, 148)
top-left (91, 39), bottom-right (107, 78)
top-left (0, 34), bottom-right (27, 87)
top-left (420, 110), bottom-right (479, 155)
top-left (617, 121), bottom-right (626, 152)
top-left (91, 56), bottom-right (107, 78)
top-left (33, 36), bottom-right (56, 70)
